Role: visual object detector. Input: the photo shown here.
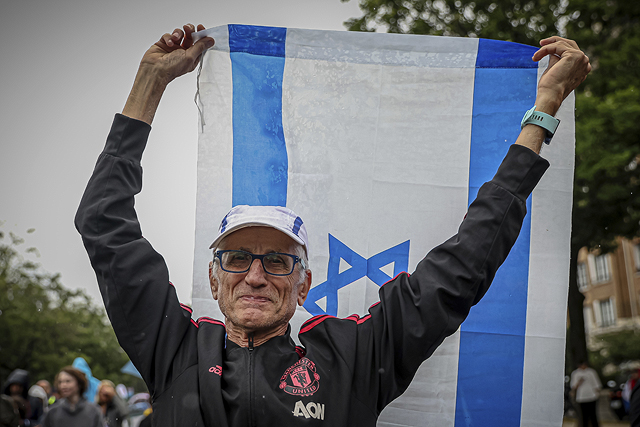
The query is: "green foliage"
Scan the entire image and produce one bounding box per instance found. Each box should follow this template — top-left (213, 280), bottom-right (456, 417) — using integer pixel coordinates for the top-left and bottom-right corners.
top-left (589, 329), bottom-right (640, 382)
top-left (342, 0), bottom-right (566, 42)
top-left (573, 86), bottom-right (640, 252)
top-left (0, 227), bottom-right (142, 391)
top-left (595, 329), bottom-right (640, 366)
top-left (563, 0), bottom-right (640, 253)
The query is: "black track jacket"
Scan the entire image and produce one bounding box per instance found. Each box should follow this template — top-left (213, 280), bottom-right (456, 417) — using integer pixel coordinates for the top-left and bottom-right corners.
top-left (75, 114), bottom-right (549, 426)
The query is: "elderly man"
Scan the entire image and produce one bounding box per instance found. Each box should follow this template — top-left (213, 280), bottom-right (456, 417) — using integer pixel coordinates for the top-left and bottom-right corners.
top-left (76, 24), bottom-right (590, 426)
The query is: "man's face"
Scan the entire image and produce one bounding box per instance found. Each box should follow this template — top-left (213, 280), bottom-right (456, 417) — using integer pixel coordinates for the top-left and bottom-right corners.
top-left (209, 226), bottom-right (312, 334)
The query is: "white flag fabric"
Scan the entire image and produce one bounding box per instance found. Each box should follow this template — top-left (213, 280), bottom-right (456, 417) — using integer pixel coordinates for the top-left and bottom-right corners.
top-left (191, 25), bottom-right (574, 427)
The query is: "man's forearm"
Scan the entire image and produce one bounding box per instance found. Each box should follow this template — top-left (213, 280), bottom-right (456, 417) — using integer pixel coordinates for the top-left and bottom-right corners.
top-left (514, 91), bottom-right (562, 155)
top-left (122, 66), bottom-right (167, 125)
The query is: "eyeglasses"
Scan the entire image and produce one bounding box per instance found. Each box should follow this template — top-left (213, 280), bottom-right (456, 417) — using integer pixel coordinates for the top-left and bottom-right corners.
top-left (214, 250), bottom-right (305, 276)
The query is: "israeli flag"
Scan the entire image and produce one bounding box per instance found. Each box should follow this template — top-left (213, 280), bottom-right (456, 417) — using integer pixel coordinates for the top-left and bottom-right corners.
top-left (191, 25), bottom-right (574, 427)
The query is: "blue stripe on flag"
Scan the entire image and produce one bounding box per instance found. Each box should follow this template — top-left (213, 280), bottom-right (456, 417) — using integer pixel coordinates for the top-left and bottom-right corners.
top-left (229, 24), bottom-right (288, 206)
top-left (474, 38), bottom-right (538, 69)
top-left (455, 38), bottom-right (538, 427)
top-left (229, 24), bottom-right (286, 57)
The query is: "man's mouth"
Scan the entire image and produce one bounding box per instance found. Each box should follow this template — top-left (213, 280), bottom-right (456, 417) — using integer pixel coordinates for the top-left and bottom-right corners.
top-left (239, 295), bottom-right (271, 303)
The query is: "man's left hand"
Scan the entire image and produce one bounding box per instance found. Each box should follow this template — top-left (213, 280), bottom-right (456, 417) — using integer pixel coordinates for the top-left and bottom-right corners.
top-left (532, 37), bottom-right (592, 115)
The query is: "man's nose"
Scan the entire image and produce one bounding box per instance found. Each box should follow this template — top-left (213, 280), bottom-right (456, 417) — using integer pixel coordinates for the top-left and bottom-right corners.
top-left (244, 258), bottom-right (268, 286)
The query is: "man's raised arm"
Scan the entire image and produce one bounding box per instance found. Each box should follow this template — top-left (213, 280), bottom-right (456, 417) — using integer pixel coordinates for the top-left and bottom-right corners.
top-left (122, 23), bottom-right (214, 125)
top-left (334, 37), bottom-right (591, 412)
top-left (74, 24), bottom-right (214, 398)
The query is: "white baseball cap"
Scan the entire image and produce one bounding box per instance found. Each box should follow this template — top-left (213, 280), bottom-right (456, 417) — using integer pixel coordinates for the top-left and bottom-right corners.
top-left (209, 205), bottom-right (309, 256)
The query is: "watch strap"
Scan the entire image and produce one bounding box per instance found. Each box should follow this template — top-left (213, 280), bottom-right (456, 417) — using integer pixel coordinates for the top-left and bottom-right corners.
top-left (521, 106), bottom-right (560, 145)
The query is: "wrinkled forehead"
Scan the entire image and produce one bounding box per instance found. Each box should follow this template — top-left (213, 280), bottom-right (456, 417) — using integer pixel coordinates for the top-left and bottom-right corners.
top-left (217, 226), bottom-right (302, 254)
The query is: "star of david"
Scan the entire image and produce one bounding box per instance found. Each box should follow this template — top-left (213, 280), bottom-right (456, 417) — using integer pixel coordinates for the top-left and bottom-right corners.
top-left (303, 234), bottom-right (410, 316)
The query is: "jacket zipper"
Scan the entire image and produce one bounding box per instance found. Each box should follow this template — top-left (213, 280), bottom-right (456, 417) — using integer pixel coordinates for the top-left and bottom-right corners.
top-left (248, 333), bottom-right (255, 427)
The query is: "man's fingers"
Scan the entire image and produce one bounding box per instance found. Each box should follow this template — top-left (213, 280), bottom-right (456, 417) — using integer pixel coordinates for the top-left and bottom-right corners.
top-left (187, 37), bottom-right (215, 71)
top-left (532, 42), bottom-right (566, 61)
top-left (583, 56), bottom-right (592, 77)
top-left (540, 36), bottom-right (579, 50)
top-left (167, 28), bottom-right (184, 47)
top-left (184, 23), bottom-right (195, 37)
top-left (182, 24), bottom-right (197, 48)
top-left (532, 41), bottom-right (577, 62)
top-left (186, 36), bottom-right (214, 65)
top-left (160, 33), bottom-right (173, 48)
top-left (547, 52), bottom-right (560, 68)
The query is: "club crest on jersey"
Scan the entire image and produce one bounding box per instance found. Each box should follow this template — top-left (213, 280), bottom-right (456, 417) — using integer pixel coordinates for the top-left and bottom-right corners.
top-left (279, 357), bottom-right (320, 396)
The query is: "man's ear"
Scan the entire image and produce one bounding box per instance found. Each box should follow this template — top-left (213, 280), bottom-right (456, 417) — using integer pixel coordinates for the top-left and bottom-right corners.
top-left (297, 269), bottom-right (312, 306)
top-left (209, 261), bottom-right (219, 300)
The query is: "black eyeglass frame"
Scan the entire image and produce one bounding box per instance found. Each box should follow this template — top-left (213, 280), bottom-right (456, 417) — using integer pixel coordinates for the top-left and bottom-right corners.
top-left (213, 250), bottom-right (306, 276)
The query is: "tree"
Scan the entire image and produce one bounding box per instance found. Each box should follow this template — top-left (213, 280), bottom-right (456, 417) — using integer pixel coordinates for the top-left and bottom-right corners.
top-left (342, 0), bottom-right (566, 40)
top-left (0, 227), bottom-right (140, 390)
top-left (589, 329), bottom-right (640, 383)
top-left (341, 0), bottom-right (640, 368)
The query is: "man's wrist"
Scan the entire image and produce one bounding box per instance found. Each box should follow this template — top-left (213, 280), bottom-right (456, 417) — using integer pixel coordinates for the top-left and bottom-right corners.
top-left (122, 66), bottom-right (168, 125)
top-left (534, 93), bottom-right (562, 117)
top-left (514, 125), bottom-right (545, 154)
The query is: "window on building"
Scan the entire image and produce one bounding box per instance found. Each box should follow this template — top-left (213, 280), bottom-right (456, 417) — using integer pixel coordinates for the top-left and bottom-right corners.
top-left (600, 298), bottom-right (616, 327)
top-left (577, 263), bottom-right (589, 291)
top-left (583, 307), bottom-right (593, 332)
top-left (594, 254), bottom-right (611, 283)
top-left (592, 300), bottom-right (602, 327)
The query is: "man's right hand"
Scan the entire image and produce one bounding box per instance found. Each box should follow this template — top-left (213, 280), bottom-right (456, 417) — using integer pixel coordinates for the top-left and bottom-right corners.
top-left (140, 23), bottom-right (214, 87)
top-left (122, 23), bottom-right (214, 125)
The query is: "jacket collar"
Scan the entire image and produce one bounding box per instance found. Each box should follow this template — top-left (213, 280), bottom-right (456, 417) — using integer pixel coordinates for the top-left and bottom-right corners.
top-left (225, 324), bottom-right (296, 354)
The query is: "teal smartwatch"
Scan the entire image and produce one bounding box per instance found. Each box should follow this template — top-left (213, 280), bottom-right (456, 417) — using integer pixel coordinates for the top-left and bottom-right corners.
top-left (521, 106), bottom-right (560, 145)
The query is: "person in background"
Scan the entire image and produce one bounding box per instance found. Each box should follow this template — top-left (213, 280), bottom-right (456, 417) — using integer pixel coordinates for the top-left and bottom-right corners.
top-left (26, 385), bottom-right (48, 426)
top-left (0, 392), bottom-right (20, 427)
top-left (96, 380), bottom-right (128, 427)
top-left (71, 358), bottom-right (99, 403)
top-left (623, 369), bottom-right (640, 414)
top-left (571, 361), bottom-right (602, 427)
top-left (630, 376), bottom-right (640, 427)
top-left (1, 369), bottom-right (31, 426)
top-left (33, 382), bottom-right (53, 409)
top-left (41, 367), bottom-right (102, 427)
top-left (138, 407), bottom-right (152, 427)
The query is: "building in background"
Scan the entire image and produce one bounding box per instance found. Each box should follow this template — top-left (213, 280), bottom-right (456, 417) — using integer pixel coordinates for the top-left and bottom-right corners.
top-left (579, 238), bottom-right (640, 346)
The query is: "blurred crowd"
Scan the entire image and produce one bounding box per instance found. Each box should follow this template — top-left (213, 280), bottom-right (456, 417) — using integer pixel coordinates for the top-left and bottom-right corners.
top-left (565, 362), bottom-right (640, 427)
top-left (0, 362), bottom-right (152, 427)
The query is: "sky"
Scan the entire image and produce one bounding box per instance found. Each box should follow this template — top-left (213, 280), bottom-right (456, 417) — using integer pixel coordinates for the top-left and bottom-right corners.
top-left (0, 0), bottom-right (363, 305)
